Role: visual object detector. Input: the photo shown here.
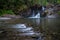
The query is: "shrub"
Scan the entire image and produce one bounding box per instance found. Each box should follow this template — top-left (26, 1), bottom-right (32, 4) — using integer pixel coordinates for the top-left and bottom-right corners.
top-left (0, 10), bottom-right (14, 16)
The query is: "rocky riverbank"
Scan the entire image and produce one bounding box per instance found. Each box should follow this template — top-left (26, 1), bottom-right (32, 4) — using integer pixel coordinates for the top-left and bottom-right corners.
top-left (0, 14), bottom-right (22, 20)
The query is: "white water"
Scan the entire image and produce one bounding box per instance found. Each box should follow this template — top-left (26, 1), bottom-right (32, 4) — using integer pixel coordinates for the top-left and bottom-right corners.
top-left (42, 6), bottom-right (45, 11)
top-left (12, 24), bottom-right (26, 28)
top-left (29, 12), bottom-right (40, 18)
top-left (28, 6), bottom-right (46, 18)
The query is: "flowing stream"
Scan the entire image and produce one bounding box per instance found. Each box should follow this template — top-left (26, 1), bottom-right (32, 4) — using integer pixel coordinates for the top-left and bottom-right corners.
top-left (0, 18), bottom-right (60, 40)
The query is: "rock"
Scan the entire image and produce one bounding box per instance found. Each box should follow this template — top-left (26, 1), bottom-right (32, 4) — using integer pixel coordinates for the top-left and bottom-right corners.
top-left (2, 14), bottom-right (22, 18)
top-left (0, 17), bottom-right (11, 20)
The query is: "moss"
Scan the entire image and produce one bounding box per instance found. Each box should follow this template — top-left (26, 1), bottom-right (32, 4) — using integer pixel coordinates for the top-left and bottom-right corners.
top-left (58, 11), bottom-right (60, 15)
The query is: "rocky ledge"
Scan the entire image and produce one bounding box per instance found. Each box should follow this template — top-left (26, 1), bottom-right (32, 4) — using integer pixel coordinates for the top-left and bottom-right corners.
top-left (0, 14), bottom-right (22, 20)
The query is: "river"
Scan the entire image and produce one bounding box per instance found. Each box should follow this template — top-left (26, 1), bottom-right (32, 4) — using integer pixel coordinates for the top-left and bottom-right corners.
top-left (0, 18), bottom-right (60, 40)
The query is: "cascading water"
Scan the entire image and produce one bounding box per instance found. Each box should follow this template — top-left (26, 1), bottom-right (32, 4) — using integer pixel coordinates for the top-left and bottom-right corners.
top-left (42, 6), bottom-right (45, 11)
top-left (28, 6), bottom-right (46, 18)
top-left (29, 11), bottom-right (40, 18)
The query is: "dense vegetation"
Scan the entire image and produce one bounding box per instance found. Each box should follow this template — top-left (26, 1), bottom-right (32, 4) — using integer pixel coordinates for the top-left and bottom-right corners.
top-left (0, 0), bottom-right (60, 16)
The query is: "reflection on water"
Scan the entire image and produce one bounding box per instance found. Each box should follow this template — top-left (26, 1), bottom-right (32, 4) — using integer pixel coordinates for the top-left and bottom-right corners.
top-left (0, 18), bottom-right (60, 40)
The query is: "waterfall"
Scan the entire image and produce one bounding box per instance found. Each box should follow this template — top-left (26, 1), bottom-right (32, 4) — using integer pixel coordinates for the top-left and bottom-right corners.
top-left (29, 11), bottom-right (40, 18)
top-left (42, 6), bottom-right (45, 11)
top-left (28, 6), bottom-right (47, 18)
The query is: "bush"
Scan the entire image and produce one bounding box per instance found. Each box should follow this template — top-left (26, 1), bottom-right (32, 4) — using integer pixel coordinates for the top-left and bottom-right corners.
top-left (0, 10), bottom-right (14, 16)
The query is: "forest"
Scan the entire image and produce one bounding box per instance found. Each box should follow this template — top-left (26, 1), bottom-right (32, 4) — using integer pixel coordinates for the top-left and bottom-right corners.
top-left (0, 0), bottom-right (60, 17)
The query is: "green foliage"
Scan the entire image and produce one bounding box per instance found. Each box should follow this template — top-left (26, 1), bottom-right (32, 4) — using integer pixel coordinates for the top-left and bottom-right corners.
top-left (0, 10), bottom-right (14, 16)
top-left (58, 11), bottom-right (60, 15)
top-left (0, 0), bottom-right (60, 15)
top-left (57, 0), bottom-right (60, 4)
top-left (47, 0), bottom-right (60, 4)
